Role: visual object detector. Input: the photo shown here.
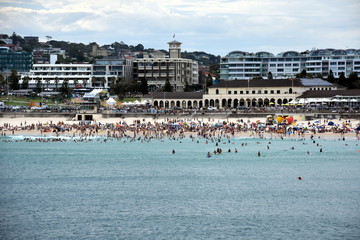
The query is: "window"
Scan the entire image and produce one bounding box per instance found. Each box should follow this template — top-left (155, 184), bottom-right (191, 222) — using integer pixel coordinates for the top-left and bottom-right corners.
top-left (215, 89), bottom-right (219, 94)
top-left (264, 90), bottom-right (268, 94)
top-left (270, 90), bottom-right (274, 94)
top-left (277, 90), bottom-right (281, 94)
top-left (252, 90), bottom-right (255, 94)
top-left (228, 91), bottom-right (232, 94)
top-left (240, 91), bottom-right (244, 94)
top-left (234, 91), bottom-right (237, 94)
top-left (258, 90), bottom-right (261, 94)
top-left (246, 90), bottom-right (249, 94)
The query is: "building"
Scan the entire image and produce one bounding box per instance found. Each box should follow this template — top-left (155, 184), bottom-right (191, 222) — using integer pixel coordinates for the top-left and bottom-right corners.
top-left (0, 46), bottom-right (32, 74)
top-left (133, 40), bottom-right (199, 92)
top-left (220, 49), bottom-right (360, 80)
top-left (146, 92), bottom-right (204, 109)
top-left (204, 78), bottom-right (337, 109)
top-left (24, 63), bottom-right (93, 90)
top-left (21, 57), bottom-right (133, 90)
top-left (91, 44), bottom-right (111, 57)
top-left (92, 57), bottom-right (133, 88)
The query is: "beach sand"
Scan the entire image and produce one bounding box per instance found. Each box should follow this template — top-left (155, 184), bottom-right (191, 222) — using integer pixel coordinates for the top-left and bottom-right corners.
top-left (0, 115), bottom-right (359, 140)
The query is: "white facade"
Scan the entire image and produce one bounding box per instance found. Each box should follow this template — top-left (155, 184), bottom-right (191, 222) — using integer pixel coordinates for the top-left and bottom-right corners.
top-left (221, 49), bottom-right (360, 80)
top-left (21, 58), bottom-right (133, 90)
top-left (24, 64), bottom-right (93, 89)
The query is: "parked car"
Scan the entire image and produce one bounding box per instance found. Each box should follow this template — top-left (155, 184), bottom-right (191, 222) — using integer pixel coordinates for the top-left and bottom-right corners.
top-left (207, 106), bottom-right (217, 111)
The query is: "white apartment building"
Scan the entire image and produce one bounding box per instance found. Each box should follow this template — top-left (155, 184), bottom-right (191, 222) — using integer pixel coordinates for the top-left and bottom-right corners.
top-left (25, 63), bottom-right (93, 89)
top-left (133, 40), bottom-right (199, 92)
top-left (220, 49), bottom-right (360, 80)
top-left (22, 58), bottom-right (133, 90)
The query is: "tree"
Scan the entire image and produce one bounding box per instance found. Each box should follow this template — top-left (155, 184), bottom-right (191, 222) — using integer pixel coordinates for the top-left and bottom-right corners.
top-left (206, 74), bottom-right (213, 93)
top-left (163, 79), bottom-right (172, 92)
top-left (327, 70), bottom-right (335, 83)
top-left (45, 79), bottom-right (50, 91)
top-left (60, 79), bottom-right (70, 96)
top-left (9, 69), bottom-right (20, 90)
top-left (296, 69), bottom-right (307, 78)
top-left (267, 72), bottom-right (273, 79)
top-left (109, 77), bottom-right (117, 94)
top-left (73, 79), bottom-right (79, 88)
top-left (184, 81), bottom-right (190, 92)
top-left (140, 78), bottom-right (148, 94)
top-left (54, 77), bottom-right (59, 90)
top-left (348, 72), bottom-right (359, 89)
top-left (338, 72), bottom-right (347, 87)
top-left (91, 76), bottom-right (97, 88)
top-left (0, 74), bottom-right (6, 92)
top-left (82, 78), bottom-right (88, 88)
top-left (101, 77), bottom-right (106, 88)
top-left (21, 76), bottom-right (30, 89)
top-left (35, 77), bottom-right (42, 93)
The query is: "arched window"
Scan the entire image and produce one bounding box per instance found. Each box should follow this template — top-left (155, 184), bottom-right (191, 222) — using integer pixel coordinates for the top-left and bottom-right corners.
top-left (216, 89), bottom-right (219, 94)
top-left (289, 88), bottom-right (293, 94)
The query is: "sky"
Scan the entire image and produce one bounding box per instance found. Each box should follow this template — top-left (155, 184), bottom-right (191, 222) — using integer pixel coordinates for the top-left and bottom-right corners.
top-left (1, 0), bottom-right (359, 56)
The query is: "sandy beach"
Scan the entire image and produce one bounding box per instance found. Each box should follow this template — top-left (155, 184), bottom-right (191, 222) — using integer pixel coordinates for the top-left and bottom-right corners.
top-left (1, 115), bottom-right (359, 140)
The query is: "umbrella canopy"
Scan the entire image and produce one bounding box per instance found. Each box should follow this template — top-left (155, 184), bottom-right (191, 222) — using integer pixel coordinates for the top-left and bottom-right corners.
top-left (318, 98), bottom-right (331, 102)
top-left (297, 99), bottom-right (309, 104)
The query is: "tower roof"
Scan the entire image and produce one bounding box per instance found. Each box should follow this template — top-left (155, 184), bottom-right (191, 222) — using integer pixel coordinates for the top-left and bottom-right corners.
top-left (167, 40), bottom-right (182, 45)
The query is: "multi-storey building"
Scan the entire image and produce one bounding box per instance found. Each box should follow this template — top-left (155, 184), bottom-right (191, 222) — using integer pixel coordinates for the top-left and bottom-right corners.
top-left (92, 57), bottom-right (133, 87)
top-left (0, 46), bottom-right (32, 74)
top-left (133, 40), bottom-right (199, 92)
top-left (22, 57), bottom-right (133, 90)
top-left (220, 49), bottom-right (360, 80)
top-left (25, 63), bottom-right (93, 89)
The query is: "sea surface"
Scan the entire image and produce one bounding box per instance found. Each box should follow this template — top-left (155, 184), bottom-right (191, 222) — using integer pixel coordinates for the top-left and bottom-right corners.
top-left (0, 135), bottom-right (360, 240)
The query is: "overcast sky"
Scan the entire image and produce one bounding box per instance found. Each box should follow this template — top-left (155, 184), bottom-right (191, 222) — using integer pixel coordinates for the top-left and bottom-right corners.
top-left (1, 0), bottom-right (359, 56)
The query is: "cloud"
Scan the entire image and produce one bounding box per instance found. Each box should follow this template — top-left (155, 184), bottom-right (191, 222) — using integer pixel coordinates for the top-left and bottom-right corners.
top-left (0, 0), bottom-right (359, 55)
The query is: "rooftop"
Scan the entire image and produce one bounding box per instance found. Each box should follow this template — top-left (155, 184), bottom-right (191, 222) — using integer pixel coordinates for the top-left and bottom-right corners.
top-left (209, 79), bottom-right (334, 88)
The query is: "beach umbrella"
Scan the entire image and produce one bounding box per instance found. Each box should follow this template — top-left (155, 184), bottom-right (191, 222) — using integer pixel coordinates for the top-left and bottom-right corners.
top-left (328, 121), bottom-right (335, 126)
top-left (350, 99), bottom-right (358, 102)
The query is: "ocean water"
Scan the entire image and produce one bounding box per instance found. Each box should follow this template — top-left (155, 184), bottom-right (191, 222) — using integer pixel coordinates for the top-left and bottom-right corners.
top-left (0, 135), bottom-right (360, 240)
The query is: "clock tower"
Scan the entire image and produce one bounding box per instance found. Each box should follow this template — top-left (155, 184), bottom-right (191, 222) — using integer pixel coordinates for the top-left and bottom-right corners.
top-left (168, 40), bottom-right (182, 58)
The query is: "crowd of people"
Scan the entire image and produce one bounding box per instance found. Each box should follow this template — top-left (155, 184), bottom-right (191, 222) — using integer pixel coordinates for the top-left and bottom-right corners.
top-left (1, 117), bottom-right (359, 142)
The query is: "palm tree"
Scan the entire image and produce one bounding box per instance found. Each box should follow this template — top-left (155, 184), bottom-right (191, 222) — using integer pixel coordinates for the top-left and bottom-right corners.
top-left (54, 77), bottom-right (59, 91)
top-left (21, 76), bottom-right (30, 89)
top-left (73, 79), bottom-right (79, 88)
top-left (82, 78), bottom-right (88, 88)
top-left (45, 79), bottom-right (50, 91)
top-left (102, 77), bottom-right (106, 88)
top-left (91, 76), bottom-right (97, 88)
